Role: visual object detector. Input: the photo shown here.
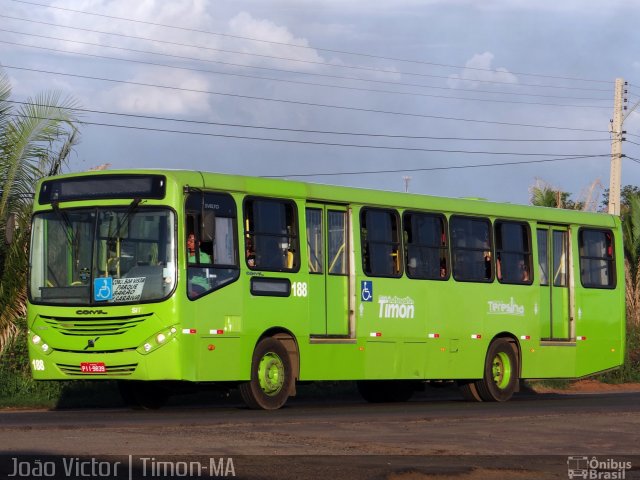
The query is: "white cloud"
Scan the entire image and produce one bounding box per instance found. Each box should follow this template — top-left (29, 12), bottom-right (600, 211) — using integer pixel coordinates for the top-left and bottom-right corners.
top-left (42, 0), bottom-right (217, 56)
top-left (227, 12), bottom-right (325, 70)
top-left (447, 52), bottom-right (518, 90)
top-left (105, 69), bottom-right (212, 116)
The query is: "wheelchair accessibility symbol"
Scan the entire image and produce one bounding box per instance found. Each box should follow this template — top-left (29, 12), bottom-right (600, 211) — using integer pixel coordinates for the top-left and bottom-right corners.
top-left (94, 277), bottom-right (113, 301)
top-left (361, 281), bottom-right (373, 302)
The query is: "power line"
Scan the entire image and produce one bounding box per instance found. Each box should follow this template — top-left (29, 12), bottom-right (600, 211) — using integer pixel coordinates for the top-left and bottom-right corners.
top-left (0, 28), bottom-right (612, 102)
top-left (1, 39), bottom-right (611, 110)
top-left (0, 13), bottom-right (614, 93)
top-left (2, 64), bottom-right (610, 134)
top-left (5, 99), bottom-right (609, 143)
top-left (6, 0), bottom-right (614, 85)
top-left (9, 112), bottom-right (609, 157)
top-left (262, 155), bottom-right (610, 178)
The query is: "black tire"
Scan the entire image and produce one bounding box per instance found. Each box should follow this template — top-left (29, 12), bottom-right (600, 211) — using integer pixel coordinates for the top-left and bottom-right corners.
top-left (475, 339), bottom-right (519, 402)
top-left (458, 381), bottom-right (483, 402)
top-left (239, 337), bottom-right (293, 410)
top-left (357, 380), bottom-right (415, 403)
top-left (117, 381), bottom-right (170, 409)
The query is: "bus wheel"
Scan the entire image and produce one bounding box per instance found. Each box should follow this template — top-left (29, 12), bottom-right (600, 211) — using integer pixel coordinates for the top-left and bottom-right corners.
top-left (476, 339), bottom-right (519, 402)
top-left (357, 380), bottom-right (415, 403)
top-left (117, 381), bottom-right (170, 409)
top-left (458, 381), bottom-right (483, 402)
top-left (239, 337), bottom-right (293, 410)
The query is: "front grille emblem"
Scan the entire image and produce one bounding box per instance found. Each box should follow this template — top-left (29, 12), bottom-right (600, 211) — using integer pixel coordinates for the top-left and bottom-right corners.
top-left (84, 337), bottom-right (100, 350)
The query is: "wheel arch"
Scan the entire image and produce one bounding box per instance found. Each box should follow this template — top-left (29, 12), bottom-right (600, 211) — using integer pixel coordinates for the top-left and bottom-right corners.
top-left (256, 327), bottom-right (300, 396)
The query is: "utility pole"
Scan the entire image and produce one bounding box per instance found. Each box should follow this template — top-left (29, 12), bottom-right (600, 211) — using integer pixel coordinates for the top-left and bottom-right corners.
top-left (402, 176), bottom-right (411, 193)
top-left (608, 78), bottom-right (626, 215)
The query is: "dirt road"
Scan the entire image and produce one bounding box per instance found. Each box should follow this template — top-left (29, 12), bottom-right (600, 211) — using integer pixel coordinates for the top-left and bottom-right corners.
top-left (0, 387), bottom-right (639, 479)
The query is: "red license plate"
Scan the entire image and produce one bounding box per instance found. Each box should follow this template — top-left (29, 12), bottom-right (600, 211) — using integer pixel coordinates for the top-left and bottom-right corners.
top-left (80, 362), bottom-right (106, 373)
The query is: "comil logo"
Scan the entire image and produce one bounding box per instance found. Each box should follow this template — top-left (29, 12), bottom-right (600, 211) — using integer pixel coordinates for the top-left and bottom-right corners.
top-left (567, 456), bottom-right (632, 479)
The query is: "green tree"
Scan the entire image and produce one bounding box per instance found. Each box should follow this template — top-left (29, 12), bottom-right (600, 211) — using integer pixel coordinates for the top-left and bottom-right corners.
top-left (529, 179), bottom-right (575, 208)
top-left (620, 192), bottom-right (640, 328)
top-left (601, 185), bottom-right (640, 214)
top-left (0, 68), bottom-right (80, 353)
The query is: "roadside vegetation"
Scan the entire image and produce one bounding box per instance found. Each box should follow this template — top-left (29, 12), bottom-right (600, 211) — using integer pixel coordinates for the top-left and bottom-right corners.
top-left (0, 68), bottom-right (86, 407)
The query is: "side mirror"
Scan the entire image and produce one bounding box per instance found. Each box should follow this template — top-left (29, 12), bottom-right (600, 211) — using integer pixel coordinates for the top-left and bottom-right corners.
top-left (5, 213), bottom-right (16, 244)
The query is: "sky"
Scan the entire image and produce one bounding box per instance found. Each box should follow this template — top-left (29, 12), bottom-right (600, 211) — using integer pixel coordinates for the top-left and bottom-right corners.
top-left (2, 0), bottom-right (640, 207)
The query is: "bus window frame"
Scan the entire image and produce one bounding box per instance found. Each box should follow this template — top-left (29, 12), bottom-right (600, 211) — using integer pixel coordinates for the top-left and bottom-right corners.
top-left (243, 196), bottom-right (301, 273)
top-left (494, 219), bottom-right (534, 286)
top-left (29, 205), bottom-right (179, 307)
top-left (578, 227), bottom-right (616, 290)
top-left (185, 191), bottom-right (240, 300)
top-left (449, 215), bottom-right (494, 283)
top-left (360, 207), bottom-right (403, 279)
top-left (402, 210), bottom-right (450, 281)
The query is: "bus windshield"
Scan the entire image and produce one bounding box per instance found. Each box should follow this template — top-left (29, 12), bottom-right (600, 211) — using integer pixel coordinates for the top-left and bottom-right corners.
top-left (30, 207), bottom-right (176, 305)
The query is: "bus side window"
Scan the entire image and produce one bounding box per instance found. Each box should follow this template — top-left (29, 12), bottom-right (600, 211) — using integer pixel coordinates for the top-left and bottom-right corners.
top-left (579, 228), bottom-right (615, 288)
top-left (450, 216), bottom-right (493, 282)
top-left (361, 207), bottom-right (402, 277)
top-left (495, 221), bottom-right (532, 285)
top-left (403, 211), bottom-right (448, 280)
top-left (244, 197), bottom-right (299, 272)
top-left (185, 192), bottom-right (239, 299)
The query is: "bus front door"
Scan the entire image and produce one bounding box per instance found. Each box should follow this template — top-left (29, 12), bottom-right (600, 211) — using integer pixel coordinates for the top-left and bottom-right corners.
top-left (306, 204), bottom-right (350, 337)
top-left (537, 226), bottom-right (571, 340)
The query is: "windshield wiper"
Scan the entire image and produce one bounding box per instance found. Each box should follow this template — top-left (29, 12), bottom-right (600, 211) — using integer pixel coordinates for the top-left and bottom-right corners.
top-left (105, 198), bottom-right (141, 245)
top-left (51, 201), bottom-right (76, 250)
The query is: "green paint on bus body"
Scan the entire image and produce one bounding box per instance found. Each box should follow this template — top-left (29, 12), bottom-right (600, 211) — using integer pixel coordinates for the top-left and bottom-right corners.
top-left (27, 170), bottom-right (625, 407)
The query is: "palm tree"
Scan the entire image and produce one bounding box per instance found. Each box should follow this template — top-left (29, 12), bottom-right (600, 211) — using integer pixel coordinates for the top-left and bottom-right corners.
top-left (621, 194), bottom-right (640, 328)
top-left (0, 68), bottom-right (80, 353)
top-left (529, 178), bottom-right (572, 208)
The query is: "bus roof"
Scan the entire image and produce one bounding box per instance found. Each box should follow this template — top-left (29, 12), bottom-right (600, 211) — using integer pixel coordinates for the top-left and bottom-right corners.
top-left (35, 169), bottom-right (619, 228)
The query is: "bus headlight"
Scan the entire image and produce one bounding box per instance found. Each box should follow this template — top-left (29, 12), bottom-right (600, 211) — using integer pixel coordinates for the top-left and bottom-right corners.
top-left (30, 332), bottom-right (52, 355)
top-left (137, 325), bottom-right (179, 355)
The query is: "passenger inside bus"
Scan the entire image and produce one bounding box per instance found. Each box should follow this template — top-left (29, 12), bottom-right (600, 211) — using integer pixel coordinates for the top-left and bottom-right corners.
top-left (186, 231), bottom-right (211, 297)
top-left (187, 232), bottom-right (211, 264)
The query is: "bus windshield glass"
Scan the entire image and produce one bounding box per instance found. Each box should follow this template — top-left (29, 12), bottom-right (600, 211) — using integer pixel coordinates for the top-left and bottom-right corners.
top-left (30, 207), bottom-right (176, 305)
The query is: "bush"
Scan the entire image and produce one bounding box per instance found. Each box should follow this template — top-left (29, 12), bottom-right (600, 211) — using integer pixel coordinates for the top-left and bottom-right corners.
top-left (0, 318), bottom-right (122, 408)
top-left (0, 318), bottom-right (63, 407)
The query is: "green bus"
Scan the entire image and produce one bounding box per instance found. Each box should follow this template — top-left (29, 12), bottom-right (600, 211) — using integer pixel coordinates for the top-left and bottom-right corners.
top-left (27, 170), bottom-right (625, 409)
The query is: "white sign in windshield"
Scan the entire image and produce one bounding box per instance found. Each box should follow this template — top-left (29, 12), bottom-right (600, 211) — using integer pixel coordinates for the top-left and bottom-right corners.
top-left (111, 277), bottom-right (146, 302)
